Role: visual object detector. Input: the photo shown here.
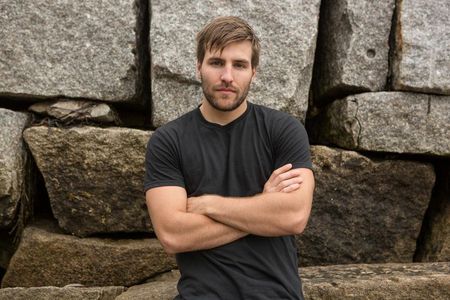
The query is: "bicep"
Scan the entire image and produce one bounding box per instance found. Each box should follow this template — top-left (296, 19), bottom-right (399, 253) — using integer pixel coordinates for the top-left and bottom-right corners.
top-left (146, 186), bottom-right (187, 232)
top-left (292, 168), bottom-right (315, 207)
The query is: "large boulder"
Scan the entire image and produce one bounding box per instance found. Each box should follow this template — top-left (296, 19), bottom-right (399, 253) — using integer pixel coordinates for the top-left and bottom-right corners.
top-left (392, 0), bottom-right (450, 95)
top-left (0, 108), bottom-right (31, 229)
top-left (0, 286), bottom-right (125, 300)
top-left (415, 162), bottom-right (450, 262)
top-left (1, 220), bottom-right (176, 288)
top-left (150, 0), bottom-right (321, 126)
top-left (313, 0), bottom-right (395, 103)
top-left (310, 92), bottom-right (450, 156)
top-left (0, 0), bottom-right (147, 104)
top-left (112, 262), bottom-right (450, 300)
top-left (297, 146), bottom-right (435, 266)
top-left (23, 126), bottom-right (152, 236)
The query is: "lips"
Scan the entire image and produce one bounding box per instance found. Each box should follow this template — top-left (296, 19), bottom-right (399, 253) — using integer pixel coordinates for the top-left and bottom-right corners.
top-left (215, 87), bottom-right (236, 93)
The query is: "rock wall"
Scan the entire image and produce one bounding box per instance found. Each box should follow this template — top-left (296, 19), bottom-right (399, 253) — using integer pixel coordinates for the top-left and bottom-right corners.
top-left (0, 0), bottom-right (448, 298)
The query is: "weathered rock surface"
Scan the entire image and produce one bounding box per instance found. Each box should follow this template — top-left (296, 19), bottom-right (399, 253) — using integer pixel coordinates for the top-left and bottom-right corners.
top-left (150, 0), bottom-right (321, 126)
top-left (1, 220), bottom-right (176, 288)
top-left (311, 92), bottom-right (450, 156)
top-left (302, 262), bottom-right (450, 299)
top-left (29, 100), bottom-right (120, 125)
top-left (415, 162), bottom-right (450, 262)
top-left (23, 126), bottom-right (152, 236)
top-left (0, 0), bottom-right (146, 103)
top-left (0, 286), bottom-right (125, 300)
top-left (313, 0), bottom-right (395, 103)
top-left (0, 108), bottom-right (30, 229)
top-left (297, 146), bottom-right (435, 266)
top-left (112, 263), bottom-right (450, 299)
top-left (392, 0), bottom-right (450, 95)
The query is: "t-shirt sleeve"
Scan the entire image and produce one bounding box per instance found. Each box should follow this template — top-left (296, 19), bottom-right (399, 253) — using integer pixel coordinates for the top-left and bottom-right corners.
top-left (272, 115), bottom-right (312, 170)
top-left (144, 129), bottom-right (185, 193)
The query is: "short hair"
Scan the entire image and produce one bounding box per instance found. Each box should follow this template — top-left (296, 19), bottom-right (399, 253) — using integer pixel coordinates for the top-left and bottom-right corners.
top-left (196, 16), bottom-right (260, 68)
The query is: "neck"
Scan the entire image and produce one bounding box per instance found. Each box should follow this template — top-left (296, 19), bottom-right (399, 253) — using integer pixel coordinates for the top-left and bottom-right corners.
top-left (199, 99), bottom-right (248, 126)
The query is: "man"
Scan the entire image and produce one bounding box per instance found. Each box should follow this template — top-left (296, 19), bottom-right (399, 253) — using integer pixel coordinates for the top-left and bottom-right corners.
top-left (144, 16), bottom-right (314, 299)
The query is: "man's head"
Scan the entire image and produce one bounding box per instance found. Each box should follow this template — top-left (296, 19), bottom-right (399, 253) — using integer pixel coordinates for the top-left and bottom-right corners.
top-left (196, 16), bottom-right (260, 70)
top-left (196, 16), bottom-right (260, 113)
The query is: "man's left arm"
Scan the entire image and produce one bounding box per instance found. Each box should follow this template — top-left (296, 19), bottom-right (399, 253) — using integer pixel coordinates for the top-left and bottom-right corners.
top-left (187, 167), bottom-right (314, 237)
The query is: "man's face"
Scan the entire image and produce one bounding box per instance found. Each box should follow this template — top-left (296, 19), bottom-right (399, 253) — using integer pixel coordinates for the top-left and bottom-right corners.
top-left (197, 41), bottom-right (256, 112)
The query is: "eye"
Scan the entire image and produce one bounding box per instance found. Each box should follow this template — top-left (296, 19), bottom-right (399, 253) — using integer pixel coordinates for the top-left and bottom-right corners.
top-left (209, 60), bottom-right (223, 67)
top-left (234, 62), bottom-right (248, 69)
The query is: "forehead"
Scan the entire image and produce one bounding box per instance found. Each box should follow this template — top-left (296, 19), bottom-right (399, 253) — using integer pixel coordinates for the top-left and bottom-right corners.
top-left (204, 40), bottom-right (252, 61)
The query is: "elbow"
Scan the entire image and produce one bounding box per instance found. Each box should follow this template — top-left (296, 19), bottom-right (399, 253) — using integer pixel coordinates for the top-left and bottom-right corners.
top-left (157, 231), bottom-right (183, 255)
top-left (289, 213), bottom-right (309, 235)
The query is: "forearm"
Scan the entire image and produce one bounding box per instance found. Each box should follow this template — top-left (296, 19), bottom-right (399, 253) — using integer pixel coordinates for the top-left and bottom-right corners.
top-left (157, 210), bottom-right (247, 254)
top-left (193, 192), bottom-right (311, 237)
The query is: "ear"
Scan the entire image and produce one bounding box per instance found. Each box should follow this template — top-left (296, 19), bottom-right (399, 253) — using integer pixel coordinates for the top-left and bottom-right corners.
top-left (196, 61), bottom-right (202, 80)
top-left (251, 67), bottom-right (257, 81)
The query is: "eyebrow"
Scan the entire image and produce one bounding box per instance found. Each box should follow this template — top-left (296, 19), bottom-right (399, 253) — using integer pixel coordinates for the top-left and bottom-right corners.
top-left (207, 57), bottom-right (250, 64)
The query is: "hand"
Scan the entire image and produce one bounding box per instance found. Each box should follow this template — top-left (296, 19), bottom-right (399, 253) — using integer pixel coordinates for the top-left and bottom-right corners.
top-left (187, 195), bottom-right (211, 215)
top-left (263, 163), bottom-right (303, 193)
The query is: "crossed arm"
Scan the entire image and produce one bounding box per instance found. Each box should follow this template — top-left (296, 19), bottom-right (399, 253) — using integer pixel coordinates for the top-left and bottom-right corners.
top-left (146, 164), bottom-right (314, 254)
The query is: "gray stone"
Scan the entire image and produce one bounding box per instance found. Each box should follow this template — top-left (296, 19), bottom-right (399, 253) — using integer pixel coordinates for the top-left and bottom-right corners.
top-left (313, 0), bottom-right (395, 103)
top-left (113, 263), bottom-right (450, 300)
top-left (392, 0), bottom-right (450, 95)
top-left (297, 146), bottom-right (435, 266)
top-left (0, 0), bottom-right (146, 103)
top-left (150, 0), bottom-right (321, 126)
top-left (0, 108), bottom-right (31, 229)
top-left (311, 92), bottom-right (450, 156)
top-left (1, 219), bottom-right (177, 288)
top-left (302, 262), bottom-right (450, 300)
top-left (29, 100), bottom-right (120, 125)
top-left (0, 286), bottom-right (125, 300)
top-left (415, 162), bottom-right (450, 262)
top-left (23, 126), bottom-right (152, 236)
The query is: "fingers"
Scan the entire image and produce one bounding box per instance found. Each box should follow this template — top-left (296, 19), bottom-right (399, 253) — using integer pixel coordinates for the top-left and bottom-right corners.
top-left (264, 164), bottom-right (304, 193)
top-left (271, 168), bottom-right (303, 188)
top-left (282, 183), bottom-right (300, 193)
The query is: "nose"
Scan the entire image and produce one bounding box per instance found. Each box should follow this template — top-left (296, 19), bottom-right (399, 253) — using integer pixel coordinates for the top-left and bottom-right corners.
top-left (220, 66), bottom-right (233, 83)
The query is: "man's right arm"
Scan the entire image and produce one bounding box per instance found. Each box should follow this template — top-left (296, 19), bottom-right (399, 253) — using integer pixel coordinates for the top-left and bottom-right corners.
top-left (146, 186), bottom-right (247, 254)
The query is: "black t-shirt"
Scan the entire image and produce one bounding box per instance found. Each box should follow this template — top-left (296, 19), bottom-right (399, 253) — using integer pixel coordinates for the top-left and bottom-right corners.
top-left (144, 102), bottom-right (312, 300)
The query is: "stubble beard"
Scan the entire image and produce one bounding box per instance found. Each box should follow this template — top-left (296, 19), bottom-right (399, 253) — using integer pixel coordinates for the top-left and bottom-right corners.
top-left (201, 76), bottom-right (251, 112)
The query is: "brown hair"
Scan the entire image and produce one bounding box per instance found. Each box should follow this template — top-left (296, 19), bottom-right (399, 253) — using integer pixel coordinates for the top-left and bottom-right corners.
top-left (196, 16), bottom-right (260, 68)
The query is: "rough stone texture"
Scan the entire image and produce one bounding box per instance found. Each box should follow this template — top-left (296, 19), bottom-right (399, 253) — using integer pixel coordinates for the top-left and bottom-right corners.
top-left (29, 100), bottom-right (121, 125)
top-left (115, 271), bottom-right (179, 300)
top-left (0, 286), bottom-right (125, 300)
top-left (0, 108), bottom-right (30, 229)
top-left (415, 162), bottom-right (450, 262)
top-left (23, 126), bottom-right (152, 236)
top-left (111, 263), bottom-right (450, 299)
top-left (313, 0), bottom-right (395, 103)
top-left (151, 0), bottom-right (321, 126)
top-left (392, 0), bottom-right (450, 95)
top-left (297, 146), bottom-right (435, 266)
top-left (1, 220), bottom-right (176, 288)
top-left (301, 262), bottom-right (450, 299)
top-left (311, 92), bottom-right (450, 156)
top-left (0, 0), bottom-right (146, 103)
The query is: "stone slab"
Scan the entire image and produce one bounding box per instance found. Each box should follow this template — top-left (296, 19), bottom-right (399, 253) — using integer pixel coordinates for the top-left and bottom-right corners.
top-left (29, 100), bottom-right (120, 125)
top-left (23, 126), bottom-right (152, 236)
top-left (392, 0), bottom-right (450, 95)
top-left (113, 262), bottom-right (450, 300)
top-left (150, 0), bottom-right (321, 126)
top-left (313, 0), bottom-right (395, 102)
top-left (1, 219), bottom-right (176, 288)
top-left (0, 0), bottom-right (146, 103)
top-left (0, 108), bottom-right (30, 229)
top-left (311, 92), bottom-right (450, 156)
top-left (297, 146), bottom-right (435, 266)
top-left (0, 286), bottom-right (125, 300)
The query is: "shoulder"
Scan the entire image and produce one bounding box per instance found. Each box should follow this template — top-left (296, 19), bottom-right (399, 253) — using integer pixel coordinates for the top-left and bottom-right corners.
top-left (251, 103), bottom-right (304, 132)
top-left (151, 109), bottom-right (198, 141)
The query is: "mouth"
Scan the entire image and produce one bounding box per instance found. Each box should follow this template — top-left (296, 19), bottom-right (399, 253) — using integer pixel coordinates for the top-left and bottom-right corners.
top-left (215, 87), bottom-right (236, 93)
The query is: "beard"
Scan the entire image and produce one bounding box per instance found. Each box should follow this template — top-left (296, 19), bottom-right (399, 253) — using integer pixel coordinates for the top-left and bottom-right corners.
top-left (200, 75), bottom-right (251, 112)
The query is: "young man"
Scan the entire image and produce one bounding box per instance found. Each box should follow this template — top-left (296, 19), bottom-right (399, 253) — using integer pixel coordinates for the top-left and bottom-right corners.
top-left (144, 16), bottom-right (314, 299)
